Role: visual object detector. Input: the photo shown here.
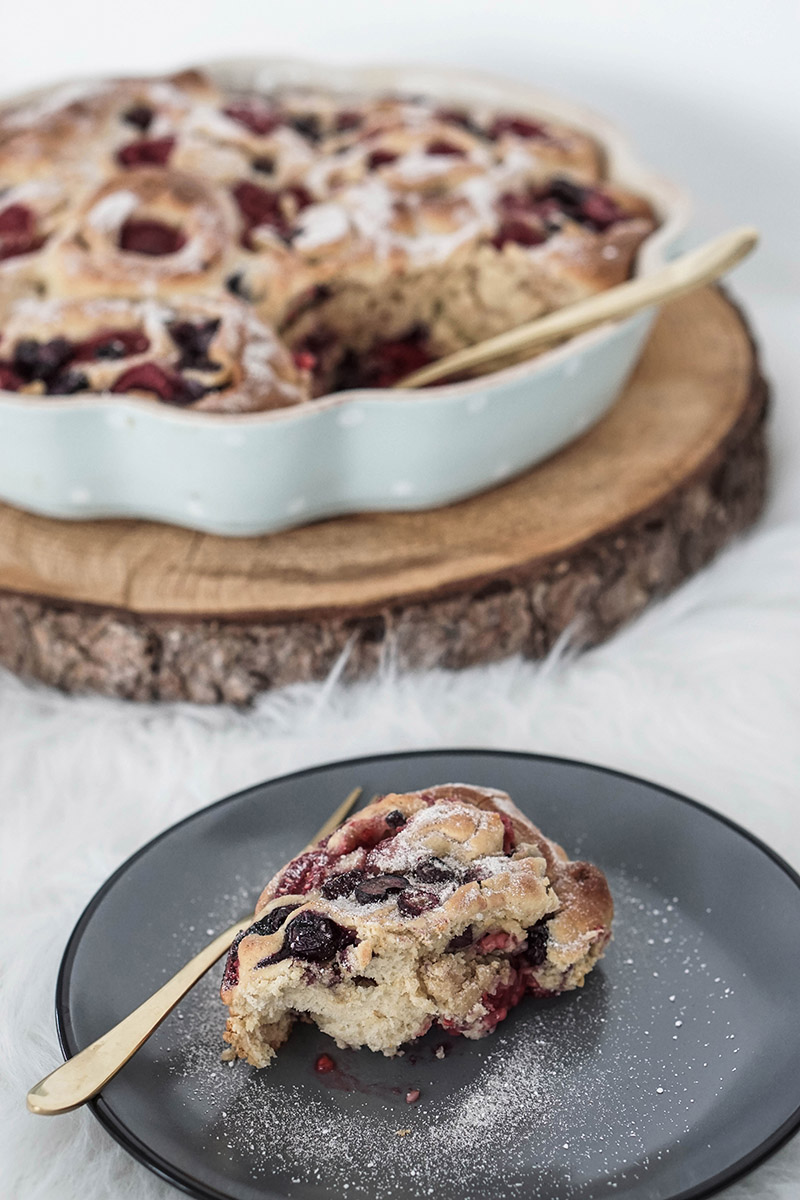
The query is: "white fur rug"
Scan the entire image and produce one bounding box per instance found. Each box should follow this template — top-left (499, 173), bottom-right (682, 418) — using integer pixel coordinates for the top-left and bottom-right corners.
top-left (2, 504), bottom-right (799, 1198)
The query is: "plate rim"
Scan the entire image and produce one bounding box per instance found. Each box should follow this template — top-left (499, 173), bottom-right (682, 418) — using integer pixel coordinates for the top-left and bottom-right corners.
top-left (55, 748), bottom-right (800, 1200)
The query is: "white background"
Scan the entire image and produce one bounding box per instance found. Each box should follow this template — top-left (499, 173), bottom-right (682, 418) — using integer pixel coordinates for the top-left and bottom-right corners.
top-left (2, 3), bottom-right (800, 1199)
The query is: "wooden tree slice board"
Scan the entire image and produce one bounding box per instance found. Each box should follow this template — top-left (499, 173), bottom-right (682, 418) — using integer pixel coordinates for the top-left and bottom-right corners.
top-left (0, 287), bottom-right (768, 703)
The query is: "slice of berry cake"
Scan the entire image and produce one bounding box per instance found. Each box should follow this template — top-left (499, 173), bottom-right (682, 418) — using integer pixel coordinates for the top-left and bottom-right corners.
top-left (221, 784), bottom-right (613, 1066)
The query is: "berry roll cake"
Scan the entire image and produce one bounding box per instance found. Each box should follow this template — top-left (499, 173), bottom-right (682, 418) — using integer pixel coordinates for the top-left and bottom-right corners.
top-left (221, 784), bottom-right (613, 1066)
top-left (0, 68), bottom-right (659, 405)
top-left (0, 296), bottom-right (310, 410)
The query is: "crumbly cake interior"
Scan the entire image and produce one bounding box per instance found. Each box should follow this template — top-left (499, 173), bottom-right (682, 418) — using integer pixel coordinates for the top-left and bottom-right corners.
top-left (221, 784), bottom-right (613, 1066)
top-left (0, 69), bottom-right (657, 411)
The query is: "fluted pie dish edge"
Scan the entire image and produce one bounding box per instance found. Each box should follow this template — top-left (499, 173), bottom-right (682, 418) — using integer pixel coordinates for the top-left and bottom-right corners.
top-left (0, 58), bottom-right (689, 536)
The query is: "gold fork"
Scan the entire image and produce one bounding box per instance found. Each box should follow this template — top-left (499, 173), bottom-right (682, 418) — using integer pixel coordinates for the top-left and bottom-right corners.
top-left (27, 786), bottom-right (363, 1116)
top-left (395, 226), bottom-right (758, 388)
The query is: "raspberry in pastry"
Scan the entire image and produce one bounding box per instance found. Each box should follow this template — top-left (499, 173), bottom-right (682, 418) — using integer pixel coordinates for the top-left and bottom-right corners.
top-left (0, 295), bottom-right (310, 410)
top-left (48, 168), bottom-right (236, 301)
top-left (220, 784), bottom-right (613, 1067)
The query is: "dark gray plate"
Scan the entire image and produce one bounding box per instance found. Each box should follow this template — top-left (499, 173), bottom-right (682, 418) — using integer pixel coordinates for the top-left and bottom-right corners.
top-left (56, 751), bottom-right (800, 1200)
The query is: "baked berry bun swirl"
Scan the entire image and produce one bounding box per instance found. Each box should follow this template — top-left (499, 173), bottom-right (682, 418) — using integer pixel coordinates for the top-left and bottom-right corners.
top-left (0, 67), bottom-right (661, 405)
top-left (180, 95), bottom-right (317, 191)
top-left (478, 107), bottom-right (603, 187)
top-left (0, 70), bottom-right (220, 177)
top-left (268, 91), bottom-right (603, 189)
top-left (221, 784), bottom-right (613, 1067)
top-left (47, 168), bottom-right (237, 300)
top-left (0, 295), bottom-right (310, 411)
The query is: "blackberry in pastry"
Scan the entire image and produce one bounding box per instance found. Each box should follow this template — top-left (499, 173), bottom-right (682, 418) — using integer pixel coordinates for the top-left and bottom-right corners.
top-left (0, 295), bottom-right (310, 410)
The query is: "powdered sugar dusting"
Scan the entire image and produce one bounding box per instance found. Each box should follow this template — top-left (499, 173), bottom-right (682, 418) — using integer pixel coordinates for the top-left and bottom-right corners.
top-left (292, 203), bottom-right (351, 252)
top-left (87, 190), bottom-right (137, 231)
top-left (159, 869), bottom-right (748, 1198)
top-left (2, 80), bottom-right (108, 127)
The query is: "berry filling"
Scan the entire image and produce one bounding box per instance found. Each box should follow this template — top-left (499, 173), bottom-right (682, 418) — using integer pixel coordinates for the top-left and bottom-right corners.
top-left (8, 337), bottom-right (89, 395)
top-left (320, 869), bottom-right (366, 901)
top-left (256, 910), bottom-right (354, 967)
top-left (580, 190), bottom-right (628, 230)
top-left (12, 336), bottom-right (72, 383)
top-left (116, 136), bottom-right (176, 168)
top-left (272, 846), bottom-right (333, 898)
top-left (271, 806), bottom-right (416, 899)
top-left (426, 139), bottom-right (467, 158)
top-left (446, 926), bottom-right (474, 951)
top-left (498, 812), bottom-right (516, 854)
top-left (492, 216), bottom-right (547, 250)
top-left (525, 916), bottom-right (551, 967)
top-left (285, 911), bottom-right (349, 961)
top-left (332, 808), bottom-right (411, 856)
top-left (545, 177), bottom-right (627, 231)
top-left (332, 328), bottom-right (433, 390)
top-left (0, 203), bottom-right (44, 261)
top-left (252, 155), bottom-right (275, 175)
top-left (335, 110), bottom-right (362, 132)
top-left (411, 857), bottom-right (459, 885)
top-left (110, 361), bottom-right (206, 405)
top-left (292, 350), bottom-right (316, 372)
top-left (476, 930), bottom-right (518, 954)
top-left (367, 149), bottom-right (399, 170)
top-left (434, 108), bottom-right (486, 139)
top-left (122, 104), bottom-right (154, 131)
top-left (72, 328), bottom-right (150, 362)
top-left (167, 318), bottom-right (221, 371)
top-left (438, 967), bottom-right (528, 1037)
top-left (0, 364), bottom-right (24, 390)
top-left (478, 970), bottom-right (528, 1031)
top-left (118, 218), bottom-right (187, 256)
top-left (491, 178), bottom-right (630, 248)
top-left (251, 904), bottom-right (303, 937)
top-left (232, 181), bottom-right (313, 245)
top-left (45, 369), bottom-right (91, 395)
top-left (221, 903), bottom-right (301, 990)
top-left (223, 100), bottom-right (281, 137)
top-left (397, 888), bottom-right (439, 917)
top-left (354, 873), bottom-right (410, 904)
top-left (225, 271), bottom-right (252, 301)
top-left (0, 330), bottom-right (158, 395)
top-left (489, 115), bottom-right (547, 140)
top-left (288, 114), bottom-right (323, 143)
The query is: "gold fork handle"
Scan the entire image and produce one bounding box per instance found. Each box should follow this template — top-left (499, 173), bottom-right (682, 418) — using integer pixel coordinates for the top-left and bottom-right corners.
top-left (27, 919), bottom-right (247, 1115)
top-left (26, 785), bottom-right (362, 1116)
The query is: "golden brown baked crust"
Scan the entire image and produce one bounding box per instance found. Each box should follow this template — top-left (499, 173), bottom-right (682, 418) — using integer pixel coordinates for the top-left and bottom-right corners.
top-left (0, 69), bottom-right (657, 405)
top-left (220, 783), bottom-right (613, 1066)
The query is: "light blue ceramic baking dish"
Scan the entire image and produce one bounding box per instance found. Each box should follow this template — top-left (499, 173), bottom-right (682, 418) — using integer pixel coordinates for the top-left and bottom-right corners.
top-left (0, 59), bottom-right (689, 537)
